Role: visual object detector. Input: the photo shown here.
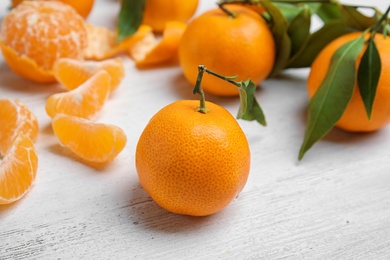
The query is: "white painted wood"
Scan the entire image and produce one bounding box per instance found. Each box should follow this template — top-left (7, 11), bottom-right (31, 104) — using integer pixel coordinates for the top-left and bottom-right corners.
top-left (1, 0), bottom-right (389, 259)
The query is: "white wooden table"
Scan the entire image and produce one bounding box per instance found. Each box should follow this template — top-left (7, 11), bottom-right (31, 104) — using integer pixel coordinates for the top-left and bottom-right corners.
top-left (1, 0), bottom-right (389, 259)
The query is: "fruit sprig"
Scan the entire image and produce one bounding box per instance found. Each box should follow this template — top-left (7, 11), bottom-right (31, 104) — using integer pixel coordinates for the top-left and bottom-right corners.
top-left (194, 65), bottom-right (267, 126)
top-left (217, 0), bottom-right (386, 76)
top-left (299, 5), bottom-right (390, 159)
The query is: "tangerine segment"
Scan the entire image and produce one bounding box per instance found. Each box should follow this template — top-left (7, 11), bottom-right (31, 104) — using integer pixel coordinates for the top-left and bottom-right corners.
top-left (53, 58), bottom-right (125, 93)
top-left (0, 99), bottom-right (39, 156)
top-left (0, 134), bottom-right (38, 205)
top-left (179, 5), bottom-right (275, 96)
top-left (129, 21), bottom-right (187, 67)
top-left (84, 23), bottom-right (152, 60)
top-left (308, 32), bottom-right (390, 132)
top-left (52, 114), bottom-right (127, 163)
top-left (0, 1), bottom-right (88, 83)
top-left (136, 100), bottom-right (250, 216)
top-left (45, 70), bottom-right (111, 119)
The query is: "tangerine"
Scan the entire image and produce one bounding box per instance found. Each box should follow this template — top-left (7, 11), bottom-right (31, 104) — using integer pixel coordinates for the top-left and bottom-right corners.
top-left (0, 99), bottom-right (38, 205)
top-left (142, 0), bottom-right (199, 33)
top-left (0, 1), bottom-right (88, 83)
top-left (308, 32), bottom-right (390, 132)
top-left (11, 0), bottom-right (95, 18)
top-left (179, 5), bottom-right (275, 96)
top-left (136, 100), bottom-right (250, 216)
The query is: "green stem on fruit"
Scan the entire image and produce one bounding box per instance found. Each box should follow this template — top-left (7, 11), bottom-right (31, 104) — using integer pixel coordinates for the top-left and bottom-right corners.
top-left (218, 3), bottom-right (237, 17)
top-left (192, 65), bottom-right (267, 126)
top-left (370, 4), bottom-right (390, 35)
top-left (192, 65), bottom-right (209, 113)
top-left (193, 65), bottom-right (240, 113)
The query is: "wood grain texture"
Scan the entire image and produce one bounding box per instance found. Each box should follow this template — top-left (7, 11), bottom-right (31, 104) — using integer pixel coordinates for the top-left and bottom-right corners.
top-left (1, 0), bottom-right (390, 259)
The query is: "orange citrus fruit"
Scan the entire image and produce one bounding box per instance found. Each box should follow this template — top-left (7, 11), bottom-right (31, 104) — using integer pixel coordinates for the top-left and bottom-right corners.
top-left (308, 32), bottom-right (390, 132)
top-left (136, 100), bottom-right (250, 216)
top-left (52, 113), bottom-right (127, 164)
top-left (0, 1), bottom-right (88, 83)
top-left (142, 0), bottom-right (199, 33)
top-left (179, 5), bottom-right (275, 96)
top-left (0, 99), bottom-right (39, 156)
top-left (53, 57), bottom-right (125, 93)
top-left (45, 70), bottom-right (110, 119)
top-left (0, 134), bottom-right (38, 204)
top-left (11, 0), bottom-right (95, 18)
top-left (129, 21), bottom-right (186, 67)
top-left (0, 98), bottom-right (38, 205)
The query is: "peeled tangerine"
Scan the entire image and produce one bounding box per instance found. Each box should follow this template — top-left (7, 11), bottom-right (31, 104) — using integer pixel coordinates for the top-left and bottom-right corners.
top-left (52, 114), bottom-right (127, 164)
top-left (0, 1), bottom-right (88, 83)
top-left (0, 99), bottom-right (38, 204)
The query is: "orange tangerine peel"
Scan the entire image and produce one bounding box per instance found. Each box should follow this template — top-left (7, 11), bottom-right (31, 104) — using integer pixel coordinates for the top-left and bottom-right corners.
top-left (84, 23), bottom-right (153, 60)
top-left (53, 57), bottom-right (125, 93)
top-left (129, 21), bottom-right (187, 67)
top-left (0, 43), bottom-right (56, 83)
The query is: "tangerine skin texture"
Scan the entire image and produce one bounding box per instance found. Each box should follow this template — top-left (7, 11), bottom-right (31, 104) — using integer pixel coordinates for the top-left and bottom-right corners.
top-left (308, 32), bottom-right (390, 132)
top-left (136, 100), bottom-right (251, 216)
top-left (142, 0), bottom-right (199, 33)
top-left (179, 5), bottom-right (275, 96)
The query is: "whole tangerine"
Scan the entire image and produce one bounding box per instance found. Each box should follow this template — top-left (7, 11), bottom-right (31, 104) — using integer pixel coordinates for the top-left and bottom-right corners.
top-left (135, 100), bottom-right (250, 216)
top-left (0, 1), bottom-right (88, 83)
top-left (11, 0), bottom-right (95, 18)
top-left (179, 5), bottom-right (275, 96)
top-left (142, 0), bottom-right (199, 33)
top-left (308, 32), bottom-right (390, 132)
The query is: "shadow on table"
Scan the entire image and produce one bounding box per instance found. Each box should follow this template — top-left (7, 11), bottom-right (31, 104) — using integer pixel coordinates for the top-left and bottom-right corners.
top-left (0, 63), bottom-right (62, 95)
top-left (126, 182), bottom-right (217, 234)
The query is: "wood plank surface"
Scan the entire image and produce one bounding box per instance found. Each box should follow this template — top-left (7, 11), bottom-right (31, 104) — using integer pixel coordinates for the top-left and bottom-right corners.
top-left (1, 0), bottom-right (389, 259)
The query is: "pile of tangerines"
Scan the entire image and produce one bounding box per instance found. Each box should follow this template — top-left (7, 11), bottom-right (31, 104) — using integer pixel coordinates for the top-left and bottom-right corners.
top-left (0, 0), bottom-right (389, 217)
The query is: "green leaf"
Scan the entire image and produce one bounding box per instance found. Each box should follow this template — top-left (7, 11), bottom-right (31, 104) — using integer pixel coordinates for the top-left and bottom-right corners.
top-left (288, 20), bottom-right (353, 68)
top-left (299, 34), bottom-right (365, 160)
top-left (341, 5), bottom-right (377, 31)
top-left (273, 3), bottom-right (303, 23)
top-left (237, 80), bottom-right (266, 126)
top-left (117, 0), bottom-right (146, 43)
top-left (306, 3), bottom-right (321, 14)
top-left (261, 0), bottom-right (291, 77)
top-left (358, 37), bottom-right (381, 119)
top-left (287, 4), bottom-right (311, 56)
top-left (315, 3), bottom-right (342, 23)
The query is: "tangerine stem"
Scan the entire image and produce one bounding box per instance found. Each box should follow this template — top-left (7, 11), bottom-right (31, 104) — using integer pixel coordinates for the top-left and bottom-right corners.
top-left (367, 4), bottom-right (390, 37)
top-left (203, 68), bottom-right (241, 88)
top-left (218, 3), bottom-right (237, 17)
top-left (193, 65), bottom-right (209, 114)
